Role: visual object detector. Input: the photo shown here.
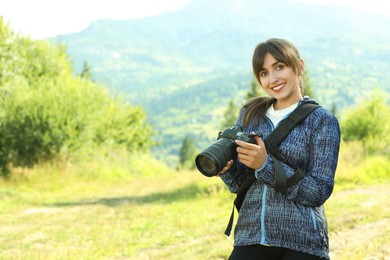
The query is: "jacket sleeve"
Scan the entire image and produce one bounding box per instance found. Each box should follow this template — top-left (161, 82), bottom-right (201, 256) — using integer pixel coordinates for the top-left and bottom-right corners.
top-left (256, 110), bottom-right (341, 207)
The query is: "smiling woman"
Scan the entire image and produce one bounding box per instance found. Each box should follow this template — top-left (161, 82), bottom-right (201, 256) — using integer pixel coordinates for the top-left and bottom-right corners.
top-left (0, 0), bottom-right (191, 39)
top-left (217, 38), bottom-right (341, 260)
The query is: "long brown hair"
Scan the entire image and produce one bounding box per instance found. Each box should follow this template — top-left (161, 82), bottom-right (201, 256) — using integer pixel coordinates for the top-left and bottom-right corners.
top-left (243, 38), bottom-right (303, 127)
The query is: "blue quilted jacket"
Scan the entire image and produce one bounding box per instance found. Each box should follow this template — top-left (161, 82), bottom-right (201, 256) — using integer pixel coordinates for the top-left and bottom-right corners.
top-left (220, 97), bottom-right (340, 259)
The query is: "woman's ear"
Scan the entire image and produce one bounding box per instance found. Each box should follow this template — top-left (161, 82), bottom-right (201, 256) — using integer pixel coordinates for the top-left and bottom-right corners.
top-left (299, 59), bottom-right (305, 76)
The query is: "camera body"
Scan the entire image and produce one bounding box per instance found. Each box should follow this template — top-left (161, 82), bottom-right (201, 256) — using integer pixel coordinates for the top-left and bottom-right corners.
top-left (195, 125), bottom-right (259, 177)
top-left (217, 125), bottom-right (257, 144)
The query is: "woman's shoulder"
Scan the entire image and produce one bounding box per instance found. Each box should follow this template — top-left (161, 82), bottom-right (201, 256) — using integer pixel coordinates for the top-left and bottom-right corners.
top-left (300, 97), bottom-right (339, 125)
top-left (301, 97), bottom-right (334, 115)
top-left (313, 106), bottom-right (336, 119)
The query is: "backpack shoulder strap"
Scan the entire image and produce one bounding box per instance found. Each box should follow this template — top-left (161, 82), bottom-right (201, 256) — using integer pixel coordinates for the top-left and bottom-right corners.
top-left (265, 102), bottom-right (320, 161)
top-left (265, 102), bottom-right (320, 193)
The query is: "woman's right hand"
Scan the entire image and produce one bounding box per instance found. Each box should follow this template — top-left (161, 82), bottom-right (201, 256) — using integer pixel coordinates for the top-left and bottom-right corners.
top-left (217, 159), bottom-right (234, 177)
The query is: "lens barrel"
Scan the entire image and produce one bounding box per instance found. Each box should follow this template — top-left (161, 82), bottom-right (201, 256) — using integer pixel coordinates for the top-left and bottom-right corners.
top-left (195, 138), bottom-right (236, 177)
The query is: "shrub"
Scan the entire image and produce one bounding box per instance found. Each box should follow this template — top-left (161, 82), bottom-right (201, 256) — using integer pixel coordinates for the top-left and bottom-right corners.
top-left (0, 19), bottom-right (154, 175)
top-left (340, 90), bottom-right (390, 155)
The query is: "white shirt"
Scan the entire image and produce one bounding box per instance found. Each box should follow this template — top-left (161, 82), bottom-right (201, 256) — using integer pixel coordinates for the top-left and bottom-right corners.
top-left (266, 102), bottom-right (299, 127)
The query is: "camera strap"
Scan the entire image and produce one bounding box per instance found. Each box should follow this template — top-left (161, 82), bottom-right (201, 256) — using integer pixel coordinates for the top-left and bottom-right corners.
top-left (224, 102), bottom-right (320, 236)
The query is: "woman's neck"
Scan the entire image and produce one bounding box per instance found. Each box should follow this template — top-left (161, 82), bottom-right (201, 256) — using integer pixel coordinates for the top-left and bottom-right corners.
top-left (274, 95), bottom-right (302, 110)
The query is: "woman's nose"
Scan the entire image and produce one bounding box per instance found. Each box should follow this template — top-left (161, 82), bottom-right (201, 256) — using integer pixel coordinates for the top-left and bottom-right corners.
top-left (270, 72), bottom-right (278, 83)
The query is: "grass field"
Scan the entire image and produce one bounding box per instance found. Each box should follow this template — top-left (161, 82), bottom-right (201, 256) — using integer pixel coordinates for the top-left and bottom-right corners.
top-left (0, 167), bottom-right (389, 260)
top-left (0, 149), bottom-right (389, 259)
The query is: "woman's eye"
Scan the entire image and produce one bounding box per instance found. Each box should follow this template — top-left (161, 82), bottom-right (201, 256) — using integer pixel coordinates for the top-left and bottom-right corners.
top-left (276, 64), bottom-right (285, 70)
top-left (259, 71), bottom-right (267, 77)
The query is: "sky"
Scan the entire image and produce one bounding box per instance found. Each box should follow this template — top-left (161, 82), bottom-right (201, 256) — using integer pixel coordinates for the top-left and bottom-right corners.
top-left (0, 0), bottom-right (389, 39)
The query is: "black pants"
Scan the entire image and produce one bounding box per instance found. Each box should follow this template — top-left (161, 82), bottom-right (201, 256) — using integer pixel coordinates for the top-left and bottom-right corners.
top-left (228, 245), bottom-right (326, 260)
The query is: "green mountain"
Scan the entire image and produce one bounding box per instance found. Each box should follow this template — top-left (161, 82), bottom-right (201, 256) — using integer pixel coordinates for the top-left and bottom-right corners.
top-left (52, 0), bottom-right (390, 165)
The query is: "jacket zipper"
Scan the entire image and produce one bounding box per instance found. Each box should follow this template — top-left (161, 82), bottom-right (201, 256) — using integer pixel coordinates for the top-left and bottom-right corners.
top-left (259, 117), bottom-right (273, 245)
top-left (310, 208), bottom-right (317, 230)
top-left (260, 185), bottom-right (268, 244)
top-left (259, 116), bottom-right (275, 245)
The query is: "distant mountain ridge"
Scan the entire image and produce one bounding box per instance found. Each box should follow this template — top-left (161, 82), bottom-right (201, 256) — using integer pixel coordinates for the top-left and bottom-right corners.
top-left (52, 0), bottom-right (390, 165)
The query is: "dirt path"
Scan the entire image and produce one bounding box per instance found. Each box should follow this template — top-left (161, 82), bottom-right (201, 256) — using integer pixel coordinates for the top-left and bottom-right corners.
top-left (328, 183), bottom-right (390, 260)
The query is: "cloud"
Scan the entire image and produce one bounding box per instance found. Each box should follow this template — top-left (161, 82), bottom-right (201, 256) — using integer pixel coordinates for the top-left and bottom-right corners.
top-left (0, 0), bottom-right (191, 39)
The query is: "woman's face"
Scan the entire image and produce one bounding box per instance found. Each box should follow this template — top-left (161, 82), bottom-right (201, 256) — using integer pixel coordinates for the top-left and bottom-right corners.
top-left (259, 52), bottom-right (303, 109)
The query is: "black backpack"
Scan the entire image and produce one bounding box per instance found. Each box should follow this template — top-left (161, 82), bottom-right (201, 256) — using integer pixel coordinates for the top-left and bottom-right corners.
top-left (224, 102), bottom-right (320, 236)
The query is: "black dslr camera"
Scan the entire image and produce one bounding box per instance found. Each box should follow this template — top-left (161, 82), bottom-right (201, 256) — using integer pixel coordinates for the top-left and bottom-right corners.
top-left (195, 125), bottom-right (259, 177)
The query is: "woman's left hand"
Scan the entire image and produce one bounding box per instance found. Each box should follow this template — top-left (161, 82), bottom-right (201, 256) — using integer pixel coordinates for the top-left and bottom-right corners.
top-left (235, 136), bottom-right (267, 170)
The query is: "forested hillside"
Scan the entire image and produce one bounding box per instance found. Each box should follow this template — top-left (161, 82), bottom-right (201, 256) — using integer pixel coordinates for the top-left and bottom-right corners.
top-left (51, 0), bottom-right (390, 165)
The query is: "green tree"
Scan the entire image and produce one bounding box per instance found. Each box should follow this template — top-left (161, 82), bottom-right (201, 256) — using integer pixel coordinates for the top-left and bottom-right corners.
top-left (340, 89), bottom-right (390, 155)
top-left (178, 135), bottom-right (197, 169)
top-left (302, 69), bottom-right (314, 98)
top-left (80, 61), bottom-right (92, 80)
top-left (221, 99), bottom-right (239, 130)
top-left (245, 77), bottom-right (263, 100)
top-left (330, 103), bottom-right (338, 117)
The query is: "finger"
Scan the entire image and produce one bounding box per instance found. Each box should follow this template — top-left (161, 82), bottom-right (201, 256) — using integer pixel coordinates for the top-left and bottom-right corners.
top-left (237, 157), bottom-right (250, 167)
top-left (237, 155), bottom-right (257, 168)
top-left (237, 144), bottom-right (259, 155)
top-left (255, 136), bottom-right (262, 145)
top-left (236, 146), bottom-right (246, 155)
top-left (235, 139), bottom-right (255, 148)
top-left (217, 160), bottom-right (233, 175)
top-left (220, 165), bottom-right (230, 173)
top-left (217, 168), bottom-right (227, 176)
top-left (237, 153), bottom-right (250, 162)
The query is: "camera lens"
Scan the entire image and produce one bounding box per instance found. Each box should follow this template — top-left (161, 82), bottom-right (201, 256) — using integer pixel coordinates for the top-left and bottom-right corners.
top-left (195, 138), bottom-right (236, 177)
top-left (195, 154), bottom-right (218, 177)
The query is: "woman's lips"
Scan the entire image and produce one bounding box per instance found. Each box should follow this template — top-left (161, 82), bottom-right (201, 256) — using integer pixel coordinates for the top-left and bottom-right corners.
top-left (272, 83), bottom-right (285, 92)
